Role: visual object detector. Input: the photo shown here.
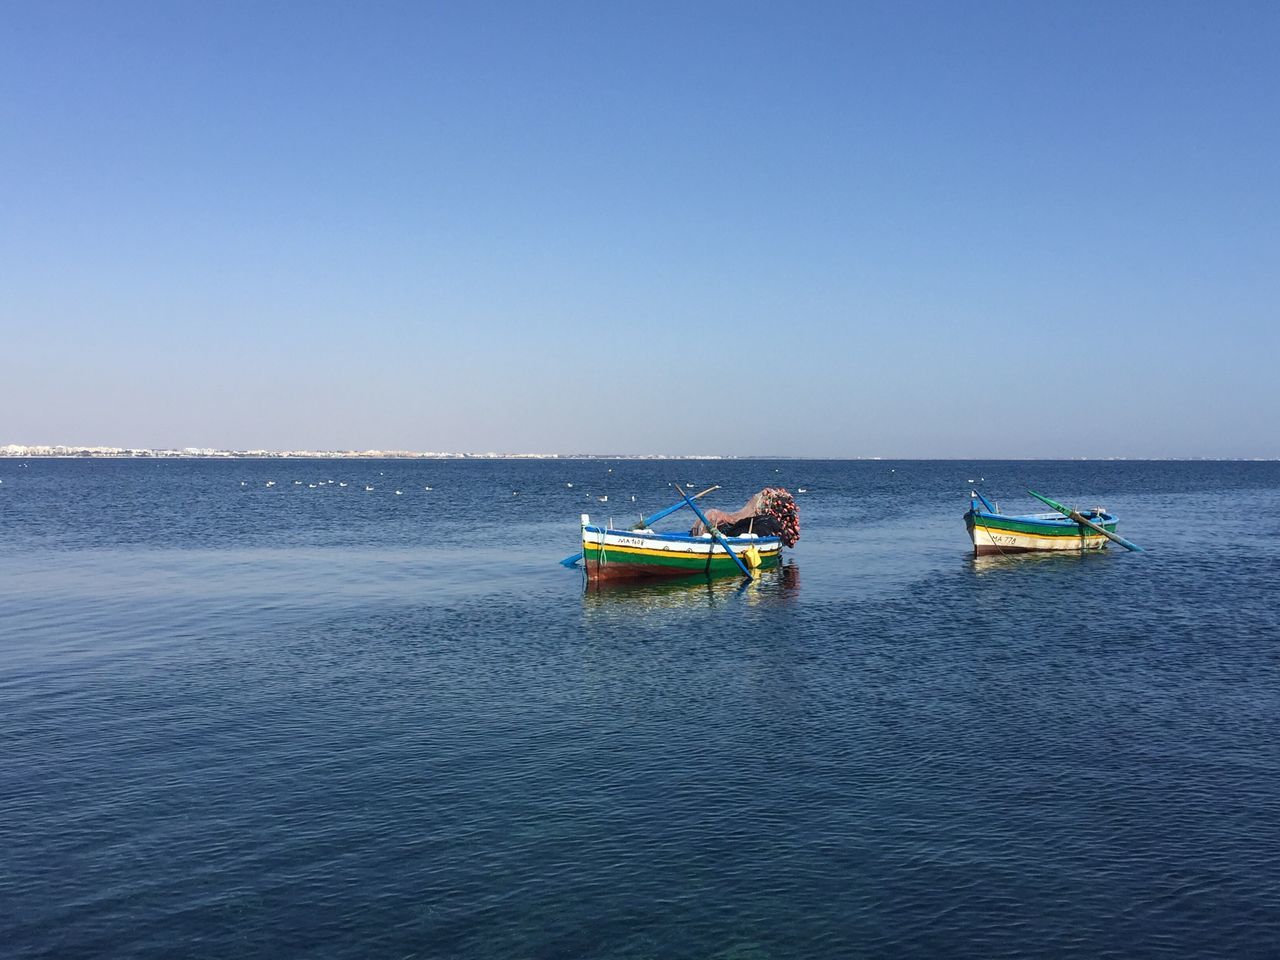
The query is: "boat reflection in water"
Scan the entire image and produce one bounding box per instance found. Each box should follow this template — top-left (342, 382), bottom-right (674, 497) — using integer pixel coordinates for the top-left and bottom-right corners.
top-left (582, 561), bottom-right (800, 612)
top-left (969, 549), bottom-right (1111, 576)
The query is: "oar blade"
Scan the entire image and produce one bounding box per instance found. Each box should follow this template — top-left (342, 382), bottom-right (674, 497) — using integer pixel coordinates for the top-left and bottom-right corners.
top-left (1026, 489), bottom-right (1070, 516)
top-left (1096, 528), bottom-right (1145, 553)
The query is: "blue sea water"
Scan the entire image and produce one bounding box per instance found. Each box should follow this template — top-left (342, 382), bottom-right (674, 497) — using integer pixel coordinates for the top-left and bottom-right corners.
top-left (2, 458), bottom-right (1278, 959)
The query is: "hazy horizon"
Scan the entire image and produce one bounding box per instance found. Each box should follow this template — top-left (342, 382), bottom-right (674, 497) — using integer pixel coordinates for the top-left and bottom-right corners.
top-left (3, 3), bottom-right (1276, 459)
top-left (3, 441), bottom-right (1276, 462)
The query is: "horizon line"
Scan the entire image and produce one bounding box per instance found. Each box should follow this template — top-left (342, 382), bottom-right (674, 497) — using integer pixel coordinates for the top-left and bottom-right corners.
top-left (2, 444), bottom-right (1276, 463)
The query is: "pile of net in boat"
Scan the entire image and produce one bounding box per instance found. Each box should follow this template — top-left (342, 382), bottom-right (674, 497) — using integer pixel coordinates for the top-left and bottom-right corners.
top-left (689, 487), bottom-right (800, 547)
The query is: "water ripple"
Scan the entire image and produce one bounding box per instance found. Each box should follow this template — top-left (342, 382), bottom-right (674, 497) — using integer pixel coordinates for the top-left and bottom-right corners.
top-left (2, 459), bottom-right (1279, 958)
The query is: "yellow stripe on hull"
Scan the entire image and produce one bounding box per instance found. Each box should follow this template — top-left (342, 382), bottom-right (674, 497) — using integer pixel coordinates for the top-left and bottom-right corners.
top-left (582, 541), bottom-right (782, 562)
top-left (972, 526), bottom-right (1108, 552)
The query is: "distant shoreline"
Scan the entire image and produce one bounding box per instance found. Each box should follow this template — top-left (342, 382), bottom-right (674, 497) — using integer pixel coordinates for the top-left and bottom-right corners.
top-left (1, 446), bottom-right (1274, 462)
top-left (2, 446), bottom-right (731, 461)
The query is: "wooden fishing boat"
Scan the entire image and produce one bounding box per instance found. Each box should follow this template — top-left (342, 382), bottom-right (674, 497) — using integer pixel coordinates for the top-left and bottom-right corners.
top-left (564, 484), bottom-right (800, 582)
top-left (965, 490), bottom-right (1122, 556)
top-left (581, 518), bottom-right (783, 581)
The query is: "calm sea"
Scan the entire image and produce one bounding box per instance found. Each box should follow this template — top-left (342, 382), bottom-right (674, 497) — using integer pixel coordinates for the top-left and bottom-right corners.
top-left (2, 458), bottom-right (1278, 959)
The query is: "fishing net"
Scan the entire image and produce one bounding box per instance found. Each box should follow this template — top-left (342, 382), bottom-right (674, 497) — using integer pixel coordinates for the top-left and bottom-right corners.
top-left (689, 487), bottom-right (800, 547)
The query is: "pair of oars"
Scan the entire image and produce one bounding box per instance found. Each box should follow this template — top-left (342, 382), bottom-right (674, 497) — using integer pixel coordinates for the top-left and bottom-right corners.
top-left (559, 484), bottom-right (721, 568)
top-left (1027, 489), bottom-right (1145, 552)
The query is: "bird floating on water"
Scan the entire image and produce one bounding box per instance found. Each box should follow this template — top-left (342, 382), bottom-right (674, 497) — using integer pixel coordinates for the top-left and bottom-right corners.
top-left (338, 482), bottom-right (347, 487)
top-left (597, 495), bottom-right (608, 502)
top-left (395, 490), bottom-right (402, 495)
top-left (365, 485), bottom-right (374, 491)
top-left (424, 486), bottom-right (433, 491)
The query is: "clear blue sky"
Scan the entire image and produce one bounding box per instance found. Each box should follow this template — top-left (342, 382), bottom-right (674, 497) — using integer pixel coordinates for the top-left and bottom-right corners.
top-left (3, 1), bottom-right (1276, 457)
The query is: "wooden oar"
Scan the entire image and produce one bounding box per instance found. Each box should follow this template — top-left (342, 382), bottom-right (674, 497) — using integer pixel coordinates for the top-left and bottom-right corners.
top-left (631, 485), bottom-right (720, 530)
top-left (1027, 489), bottom-right (1145, 553)
top-left (559, 485), bottom-right (721, 567)
top-left (675, 483), bottom-right (753, 581)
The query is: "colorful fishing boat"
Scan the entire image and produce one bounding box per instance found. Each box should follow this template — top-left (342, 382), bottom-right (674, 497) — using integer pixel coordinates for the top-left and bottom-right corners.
top-left (581, 521), bottom-right (783, 580)
top-left (565, 485), bottom-right (800, 582)
top-left (965, 490), bottom-right (1124, 556)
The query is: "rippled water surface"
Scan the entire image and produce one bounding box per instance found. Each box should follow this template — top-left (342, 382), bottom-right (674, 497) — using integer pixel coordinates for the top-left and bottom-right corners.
top-left (3, 458), bottom-right (1279, 958)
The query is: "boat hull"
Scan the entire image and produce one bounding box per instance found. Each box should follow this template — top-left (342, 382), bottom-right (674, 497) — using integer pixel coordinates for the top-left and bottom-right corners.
top-left (582, 524), bottom-right (781, 581)
top-left (966, 510), bottom-right (1118, 556)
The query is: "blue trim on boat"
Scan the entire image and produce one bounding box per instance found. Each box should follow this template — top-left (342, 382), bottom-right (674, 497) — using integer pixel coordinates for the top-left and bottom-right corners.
top-left (584, 524), bottom-right (782, 545)
top-left (965, 510), bottom-right (1117, 528)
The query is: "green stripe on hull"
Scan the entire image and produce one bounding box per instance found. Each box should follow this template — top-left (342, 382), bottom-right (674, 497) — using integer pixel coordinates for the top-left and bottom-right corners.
top-left (969, 515), bottom-right (1117, 537)
top-left (583, 543), bottom-right (779, 574)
